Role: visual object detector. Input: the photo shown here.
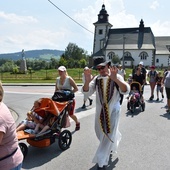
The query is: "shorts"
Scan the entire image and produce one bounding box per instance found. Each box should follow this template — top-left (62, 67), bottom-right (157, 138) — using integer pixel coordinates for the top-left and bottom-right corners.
top-left (22, 119), bottom-right (36, 129)
top-left (165, 87), bottom-right (170, 99)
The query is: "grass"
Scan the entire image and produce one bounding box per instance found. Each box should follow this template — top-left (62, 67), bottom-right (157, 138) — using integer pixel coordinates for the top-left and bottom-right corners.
top-left (0, 68), bottom-right (133, 84)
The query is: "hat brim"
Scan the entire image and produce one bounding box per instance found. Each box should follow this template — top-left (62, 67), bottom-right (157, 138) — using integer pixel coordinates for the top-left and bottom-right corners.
top-left (97, 61), bottom-right (111, 68)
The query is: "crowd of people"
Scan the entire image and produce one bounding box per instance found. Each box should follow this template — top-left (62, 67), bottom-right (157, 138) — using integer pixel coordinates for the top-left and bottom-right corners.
top-left (129, 62), bottom-right (170, 113)
top-left (1, 61), bottom-right (170, 170)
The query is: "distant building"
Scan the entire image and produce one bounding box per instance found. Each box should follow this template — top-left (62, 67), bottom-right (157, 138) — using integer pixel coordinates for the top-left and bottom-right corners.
top-left (92, 4), bottom-right (170, 68)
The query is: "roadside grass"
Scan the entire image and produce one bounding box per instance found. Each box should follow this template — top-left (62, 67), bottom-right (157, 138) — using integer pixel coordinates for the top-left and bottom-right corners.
top-left (0, 68), bottom-right (132, 83)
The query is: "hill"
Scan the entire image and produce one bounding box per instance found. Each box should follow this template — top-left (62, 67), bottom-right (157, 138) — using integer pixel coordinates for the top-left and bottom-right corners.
top-left (0, 49), bottom-right (64, 61)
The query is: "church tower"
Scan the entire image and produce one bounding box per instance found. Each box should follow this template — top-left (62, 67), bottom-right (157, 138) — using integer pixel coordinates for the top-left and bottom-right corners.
top-left (93, 4), bottom-right (112, 54)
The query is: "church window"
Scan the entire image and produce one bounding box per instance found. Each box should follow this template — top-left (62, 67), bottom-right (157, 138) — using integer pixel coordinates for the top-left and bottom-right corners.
top-left (107, 52), bottom-right (115, 60)
top-left (139, 51), bottom-right (148, 60)
top-left (124, 51), bottom-right (131, 57)
top-left (99, 29), bottom-right (103, 35)
top-left (156, 59), bottom-right (159, 63)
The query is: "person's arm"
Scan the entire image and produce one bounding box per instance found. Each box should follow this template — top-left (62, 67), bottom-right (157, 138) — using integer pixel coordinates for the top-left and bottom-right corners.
top-left (55, 79), bottom-right (59, 92)
top-left (69, 77), bottom-right (78, 93)
top-left (82, 70), bottom-right (93, 92)
top-left (0, 131), bottom-right (4, 144)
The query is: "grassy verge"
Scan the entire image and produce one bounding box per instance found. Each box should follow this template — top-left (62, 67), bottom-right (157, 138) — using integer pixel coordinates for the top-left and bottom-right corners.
top-left (0, 68), bottom-right (132, 84)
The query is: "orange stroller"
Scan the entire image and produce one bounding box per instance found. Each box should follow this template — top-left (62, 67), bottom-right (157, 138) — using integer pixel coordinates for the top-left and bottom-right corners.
top-left (17, 98), bottom-right (73, 158)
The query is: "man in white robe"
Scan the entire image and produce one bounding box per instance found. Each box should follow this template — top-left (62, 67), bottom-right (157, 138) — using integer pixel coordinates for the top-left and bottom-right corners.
top-left (82, 61), bottom-right (130, 169)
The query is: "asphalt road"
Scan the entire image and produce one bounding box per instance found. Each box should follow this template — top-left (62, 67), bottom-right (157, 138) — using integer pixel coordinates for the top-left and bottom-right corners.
top-left (3, 85), bottom-right (170, 170)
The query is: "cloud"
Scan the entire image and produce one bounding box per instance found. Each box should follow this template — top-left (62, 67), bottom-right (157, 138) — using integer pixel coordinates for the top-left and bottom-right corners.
top-left (0, 11), bottom-right (38, 24)
top-left (150, 1), bottom-right (159, 10)
top-left (152, 20), bottom-right (170, 36)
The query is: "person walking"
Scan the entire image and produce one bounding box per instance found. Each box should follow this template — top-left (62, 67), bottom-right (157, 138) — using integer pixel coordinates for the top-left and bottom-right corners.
top-left (0, 82), bottom-right (23, 170)
top-left (156, 71), bottom-right (164, 101)
top-left (117, 64), bottom-right (126, 105)
top-left (117, 64), bottom-right (126, 80)
top-left (55, 66), bottom-right (80, 131)
top-left (82, 61), bottom-right (130, 169)
top-left (148, 65), bottom-right (158, 100)
top-left (81, 67), bottom-right (93, 109)
top-left (132, 67), bottom-right (145, 94)
top-left (162, 66), bottom-right (170, 113)
top-left (138, 61), bottom-right (147, 92)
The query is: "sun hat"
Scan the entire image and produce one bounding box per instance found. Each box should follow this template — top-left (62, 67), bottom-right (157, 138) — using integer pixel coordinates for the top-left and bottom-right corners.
top-left (84, 66), bottom-right (89, 70)
top-left (97, 61), bottom-right (111, 68)
top-left (58, 66), bottom-right (66, 71)
top-left (139, 61), bottom-right (144, 65)
top-left (150, 65), bottom-right (156, 69)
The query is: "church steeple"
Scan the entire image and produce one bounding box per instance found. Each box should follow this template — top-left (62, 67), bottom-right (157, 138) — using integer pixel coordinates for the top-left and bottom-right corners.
top-left (98, 4), bottom-right (109, 23)
top-left (93, 4), bottom-right (112, 54)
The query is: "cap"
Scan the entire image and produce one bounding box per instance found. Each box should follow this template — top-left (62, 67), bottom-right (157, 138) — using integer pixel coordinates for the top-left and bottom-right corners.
top-left (150, 65), bottom-right (155, 69)
top-left (118, 64), bottom-right (122, 67)
top-left (129, 74), bottom-right (132, 77)
top-left (97, 61), bottom-right (111, 68)
top-left (58, 66), bottom-right (66, 71)
top-left (84, 66), bottom-right (89, 70)
top-left (139, 61), bottom-right (143, 65)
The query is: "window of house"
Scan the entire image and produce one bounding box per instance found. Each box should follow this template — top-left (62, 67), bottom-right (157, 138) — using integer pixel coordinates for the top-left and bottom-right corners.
top-left (107, 52), bottom-right (115, 60)
top-left (99, 29), bottom-right (103, 35)
top-left (156, 59), bottom-right (159, 63)
top-left (139, 51), bottom-right (148, 60)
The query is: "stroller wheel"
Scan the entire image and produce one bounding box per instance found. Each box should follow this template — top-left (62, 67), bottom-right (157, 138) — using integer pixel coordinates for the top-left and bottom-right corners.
top-left (130, 104), bottom-right (135, 113)
top-left (19, 142), bottom-right (28, 158)
top-left (127, 102), bottom-right (130, 110)
top-left (141, 102), bottom-right (145, 111)
top-left (58, 130), bottom-right (72, 150)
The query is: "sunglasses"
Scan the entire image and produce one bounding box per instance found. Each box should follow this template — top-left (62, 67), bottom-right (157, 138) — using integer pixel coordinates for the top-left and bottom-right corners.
top-left (97, 66), bottom-right (105, 71)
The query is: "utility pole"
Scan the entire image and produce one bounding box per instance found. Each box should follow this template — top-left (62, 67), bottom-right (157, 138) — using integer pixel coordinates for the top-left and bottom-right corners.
top-left (122, 35), bottom-right (126, 69)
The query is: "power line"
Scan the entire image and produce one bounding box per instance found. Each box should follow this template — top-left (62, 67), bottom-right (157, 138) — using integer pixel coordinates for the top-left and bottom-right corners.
top-left (48, 0), bottom-right (94, 34)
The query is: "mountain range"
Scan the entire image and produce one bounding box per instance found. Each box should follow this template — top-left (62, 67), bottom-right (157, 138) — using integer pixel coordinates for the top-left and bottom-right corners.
top-left (0, 49), bottom-right (64, 60)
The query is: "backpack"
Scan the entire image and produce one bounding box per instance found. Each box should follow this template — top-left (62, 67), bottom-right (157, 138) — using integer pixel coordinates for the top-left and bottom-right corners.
top-left (52, 89), bottom-right (75, 102)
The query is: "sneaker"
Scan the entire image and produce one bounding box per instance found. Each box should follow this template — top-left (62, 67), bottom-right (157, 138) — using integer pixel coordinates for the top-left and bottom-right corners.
top-left (166, 109), bottom-right (170, 113)
top-left (149, 96), bottom-right (153, 101)
top-left (81, 104), bottom-right (86, 109)
top-left (156, 98), bottom-right (159, 101)
top-left (89, 99), bottom-right (93, 106)
top-left (75, 122), bottom-right (80, 131)
top-left (162, 94), bottom-right (164, 98)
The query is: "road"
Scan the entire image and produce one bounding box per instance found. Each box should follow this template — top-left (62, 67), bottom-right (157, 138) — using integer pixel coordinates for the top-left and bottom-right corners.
top-left (3, 85), bottom-right (170, 170)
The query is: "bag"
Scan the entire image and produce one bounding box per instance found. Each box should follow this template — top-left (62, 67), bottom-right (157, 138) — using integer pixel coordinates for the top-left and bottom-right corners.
top-left (52, 89), bottom-right (75, 102)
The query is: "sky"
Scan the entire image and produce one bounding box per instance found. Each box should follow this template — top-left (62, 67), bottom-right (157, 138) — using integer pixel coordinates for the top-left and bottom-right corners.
top-left (0, 0), bottom-right (170, 55)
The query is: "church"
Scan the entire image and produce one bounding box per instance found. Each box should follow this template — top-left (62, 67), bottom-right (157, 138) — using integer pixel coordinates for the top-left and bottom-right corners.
top-left (91, 4), bottom-right (170, 69)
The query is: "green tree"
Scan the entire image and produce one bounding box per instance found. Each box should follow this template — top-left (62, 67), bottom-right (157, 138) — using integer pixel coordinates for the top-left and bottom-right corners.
top-left (112, 55), bottom-right (120, 64)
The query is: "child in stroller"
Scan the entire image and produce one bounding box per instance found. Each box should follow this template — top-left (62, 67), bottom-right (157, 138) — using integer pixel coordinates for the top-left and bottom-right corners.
top-left (127, 82), bottom-right (145, 113)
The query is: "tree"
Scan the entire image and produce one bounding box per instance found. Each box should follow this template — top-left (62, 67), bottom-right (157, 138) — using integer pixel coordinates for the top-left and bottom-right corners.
top-left (112, 55), bottom-right (121, 64)
top-left (64, 43), bottom-right (88, 68)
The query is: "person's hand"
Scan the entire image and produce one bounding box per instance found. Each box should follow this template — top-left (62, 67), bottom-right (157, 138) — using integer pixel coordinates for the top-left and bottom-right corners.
top-left (109, 66), bottom-right (118, 81)
top-left (84, 69), bottom-right (92, 83)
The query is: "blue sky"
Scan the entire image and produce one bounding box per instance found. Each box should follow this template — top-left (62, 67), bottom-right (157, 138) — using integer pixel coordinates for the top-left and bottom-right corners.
top-left (0, 0), bottom-right (170, 54)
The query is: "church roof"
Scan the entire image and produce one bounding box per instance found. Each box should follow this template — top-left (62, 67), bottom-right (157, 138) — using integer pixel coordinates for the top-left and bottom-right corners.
top-left (106, 27), bottom-right (155, 50)
top-left (92, 48), bottom-right (105, 57)
top-left (155, 36), bottom-right (170, 55)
